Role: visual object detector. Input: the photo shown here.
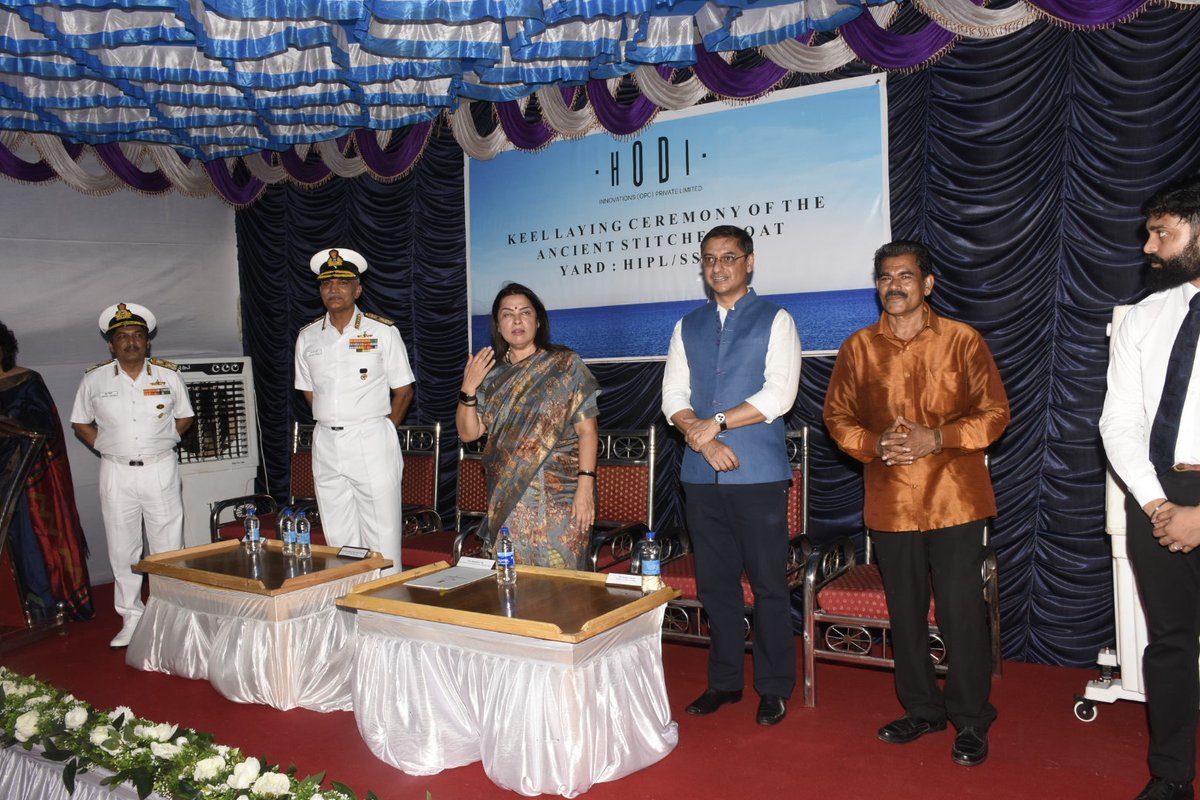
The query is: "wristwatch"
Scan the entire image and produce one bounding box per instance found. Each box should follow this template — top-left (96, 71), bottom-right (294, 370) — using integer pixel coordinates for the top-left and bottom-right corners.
top-left (714, 412), bottom-right (728, 431)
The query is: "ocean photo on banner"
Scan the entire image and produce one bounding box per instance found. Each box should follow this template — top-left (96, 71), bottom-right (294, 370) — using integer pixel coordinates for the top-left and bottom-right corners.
top-left (466, 74), bottom-right (890, 360)
top-left (470, 287), bottom-right (880, 359)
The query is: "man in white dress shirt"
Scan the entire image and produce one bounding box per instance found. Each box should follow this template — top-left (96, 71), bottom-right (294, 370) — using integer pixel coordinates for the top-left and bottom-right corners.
top-left (70, 303), bottom-right (194, 648)
top-left (661, 225), bottom-right (802, 727)
top-left (295, 248), bottom-right (414, 572)
top-left (1100, 174), bottom-right (1200, 800)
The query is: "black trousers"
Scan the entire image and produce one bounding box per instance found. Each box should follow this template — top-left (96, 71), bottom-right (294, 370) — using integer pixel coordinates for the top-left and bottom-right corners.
top-left (872, 520), bottom-right (997, 731)
top-left (683, 481), bottom-right (796, 698)
top-left (1126, 470), bottom-right (1200, 783)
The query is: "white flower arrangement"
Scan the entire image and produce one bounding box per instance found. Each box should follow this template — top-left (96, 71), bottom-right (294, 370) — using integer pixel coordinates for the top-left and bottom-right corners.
top-left (136, 722), bottom-right (179, 743)
top-left (0, 667), bottom-right (378, 800)
top-left (15, 710), bottom-right (39, 742)
top-left (194, 755), bottom-right (227, 782)
top-left (64, 706), bottom-right (88, 731)
top-left (227, 756), bottom-right (261, 789)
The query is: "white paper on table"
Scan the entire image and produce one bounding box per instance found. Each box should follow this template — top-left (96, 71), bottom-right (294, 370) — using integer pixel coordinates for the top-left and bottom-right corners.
top-left (404, 565), bottom-right (495, 591)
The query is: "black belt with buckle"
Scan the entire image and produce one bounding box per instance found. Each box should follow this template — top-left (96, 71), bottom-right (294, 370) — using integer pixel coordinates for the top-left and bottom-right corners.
top-left (128, 460), bottom-right (145, 467)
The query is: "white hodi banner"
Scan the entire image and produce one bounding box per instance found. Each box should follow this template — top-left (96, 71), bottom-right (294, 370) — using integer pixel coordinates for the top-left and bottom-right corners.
top-left (466, 73), bottom-right (891, 359)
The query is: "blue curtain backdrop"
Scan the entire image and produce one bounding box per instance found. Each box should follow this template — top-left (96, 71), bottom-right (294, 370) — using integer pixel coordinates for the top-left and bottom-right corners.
top-left (235, 6), bottom-right (1200, 667)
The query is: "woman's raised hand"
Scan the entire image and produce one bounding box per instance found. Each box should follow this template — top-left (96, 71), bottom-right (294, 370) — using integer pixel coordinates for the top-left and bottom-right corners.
top-left (462, 346), bottom-right (496, 394)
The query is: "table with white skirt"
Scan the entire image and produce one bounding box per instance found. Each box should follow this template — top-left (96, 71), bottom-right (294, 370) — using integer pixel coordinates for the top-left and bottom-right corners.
top-left (0, 744), bottom-right (148, 800)
top-left (339, 563), bottom-right (680, 797)
top-left (126, 539), bottom-right (390, 712)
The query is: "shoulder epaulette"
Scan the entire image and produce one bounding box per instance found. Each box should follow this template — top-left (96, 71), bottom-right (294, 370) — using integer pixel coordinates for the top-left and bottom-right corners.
top-left (299, 316), bottom-right (324, 332)
top-left (149, 357), bottom-right (179, 371)
top-left (364, 311), bottom-right (396, 326)
top-left (85, 360), bottom-right (113, 373)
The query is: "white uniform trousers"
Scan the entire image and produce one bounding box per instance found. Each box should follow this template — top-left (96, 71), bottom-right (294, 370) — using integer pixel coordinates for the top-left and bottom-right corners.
top-left (98, 454), bottom-right (185, 624)
top-left (312, 417), bottom-right (402, 573)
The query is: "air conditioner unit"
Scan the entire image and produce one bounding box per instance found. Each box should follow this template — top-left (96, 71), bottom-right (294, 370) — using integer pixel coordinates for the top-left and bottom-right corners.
top-left (173, 357), bottom-right (260, 547)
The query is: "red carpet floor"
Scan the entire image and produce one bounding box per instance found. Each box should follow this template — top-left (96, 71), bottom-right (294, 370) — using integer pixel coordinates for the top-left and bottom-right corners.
top-left (0, 582), bottom-right (1184, 800)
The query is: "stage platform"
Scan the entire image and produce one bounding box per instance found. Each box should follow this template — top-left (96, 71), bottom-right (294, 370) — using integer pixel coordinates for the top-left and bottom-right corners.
top-left (0, 581), bottom-right (1184, 800)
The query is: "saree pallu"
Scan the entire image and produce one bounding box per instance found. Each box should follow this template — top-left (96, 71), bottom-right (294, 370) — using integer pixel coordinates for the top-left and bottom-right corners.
top-left (0, 370), bottom-right (94, 621)
top-left (478, 349), bottom-right (599, 569)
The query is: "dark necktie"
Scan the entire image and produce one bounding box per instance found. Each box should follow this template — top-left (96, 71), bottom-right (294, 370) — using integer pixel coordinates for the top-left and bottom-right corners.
top-left (1149, 292), bottom-right (1200, 474)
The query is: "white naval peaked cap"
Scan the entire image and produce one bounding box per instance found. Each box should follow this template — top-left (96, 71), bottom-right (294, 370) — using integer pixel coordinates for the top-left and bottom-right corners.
top-left (99, 302), bottom-right (156, 335)
top-left (310, 248), bottom-right (368, 280)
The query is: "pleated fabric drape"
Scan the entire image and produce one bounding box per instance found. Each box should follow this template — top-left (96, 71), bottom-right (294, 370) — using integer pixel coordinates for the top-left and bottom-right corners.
top-left (236, 7), bottom-right (1200, 667)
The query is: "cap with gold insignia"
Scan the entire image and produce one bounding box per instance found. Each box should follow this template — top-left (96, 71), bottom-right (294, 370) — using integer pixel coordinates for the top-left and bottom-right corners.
top-left (99, 302), bottom-right (156, 336)
top-left (310, 248), bottom-right (368, 281)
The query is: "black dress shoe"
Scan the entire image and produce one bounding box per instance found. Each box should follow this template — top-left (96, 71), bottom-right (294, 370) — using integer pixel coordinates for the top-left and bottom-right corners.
top-left (756, 695), bottom-right (787, 726)
top-left (951, 726), bottom-right (989, 767)
top-left (686, 688), bottom-right (743, 715)
top-left (877, 715), bottom-right (947, 744)
top-left (1135, 777), bottom-right (1195, 800)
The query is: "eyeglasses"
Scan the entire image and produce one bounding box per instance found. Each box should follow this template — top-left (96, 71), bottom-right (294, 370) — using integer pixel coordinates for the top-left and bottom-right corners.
top-left (701, 254), bottom-right (748, 267)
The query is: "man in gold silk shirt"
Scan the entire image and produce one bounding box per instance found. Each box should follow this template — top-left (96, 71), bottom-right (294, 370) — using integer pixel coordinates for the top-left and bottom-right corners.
top-left (824, 240), bottom-right (1010, 768)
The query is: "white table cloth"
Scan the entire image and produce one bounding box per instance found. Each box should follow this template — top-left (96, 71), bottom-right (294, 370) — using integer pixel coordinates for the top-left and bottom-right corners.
top-left (126, 571), bottom-right (378, 711)
top-left (351, 604), bottom-right (677, 797)
top-left (0, 745), bottom-right (147, 800)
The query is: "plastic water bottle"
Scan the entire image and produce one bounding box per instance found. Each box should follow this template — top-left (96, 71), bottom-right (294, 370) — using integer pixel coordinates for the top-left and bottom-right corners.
top-left (640, 530), bottom-right (664, 593)
top-left (279, 507), bottom-right (297, 556)
top-left (243, 505), bottom-right (261, 554)
top-left (296, 511), bottom-right (312, 559)
top-left (495, 526), bottom-right (516, 586)
top-left (499, 583), bottom-right (517, 618)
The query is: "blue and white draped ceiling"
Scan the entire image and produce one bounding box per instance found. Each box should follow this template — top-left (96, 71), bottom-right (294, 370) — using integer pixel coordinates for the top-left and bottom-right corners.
top-left (0, 0), bottom-right (1195, 203)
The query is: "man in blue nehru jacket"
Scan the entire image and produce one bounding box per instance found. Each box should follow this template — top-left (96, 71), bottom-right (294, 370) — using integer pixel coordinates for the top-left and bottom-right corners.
top-left (662, 225), bottom-right (802, 726)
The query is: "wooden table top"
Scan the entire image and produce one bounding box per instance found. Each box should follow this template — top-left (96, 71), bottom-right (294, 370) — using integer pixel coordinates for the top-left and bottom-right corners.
top-left (134, 539), bottom-right (392, 595)
top-left (337, 562), bottom-right (679, 643)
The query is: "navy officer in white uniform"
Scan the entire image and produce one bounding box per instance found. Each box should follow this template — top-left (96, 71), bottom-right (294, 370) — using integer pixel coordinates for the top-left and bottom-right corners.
top-left (70, 303), bottom-right (194, 648)
top-left (295, 248), bottom-right (414, 572)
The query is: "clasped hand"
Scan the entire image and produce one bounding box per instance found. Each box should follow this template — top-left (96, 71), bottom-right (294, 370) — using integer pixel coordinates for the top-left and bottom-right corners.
top-left (682, 417), bottom-right (739, 472)
top-left (1145, 500), bottom-right (1200, 554)
top-left (684, 416), bottom-right (720, 451)
top-left (700, 439), bottom-right (739, 472)
top-left (878, 415), bottom-right (938, 466)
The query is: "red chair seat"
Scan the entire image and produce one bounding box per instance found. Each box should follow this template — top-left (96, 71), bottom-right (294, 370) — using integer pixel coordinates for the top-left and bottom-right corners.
top-left (661, 555), bottom-right (755, 607)
top-left (595, 545), bottom-right (632, 574)
top-left (401, 531), bottom-right (459, 569)
top-left (591, 535), bottom-right (638, 573)
top-left (817, 564), bottom-right (937, 625)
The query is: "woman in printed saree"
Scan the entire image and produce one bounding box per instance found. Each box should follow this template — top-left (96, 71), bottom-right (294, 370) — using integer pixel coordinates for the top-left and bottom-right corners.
top-left (456, 284), bottom-right (600, 569)
top-left (0, 321), bottom-right (94, 622)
